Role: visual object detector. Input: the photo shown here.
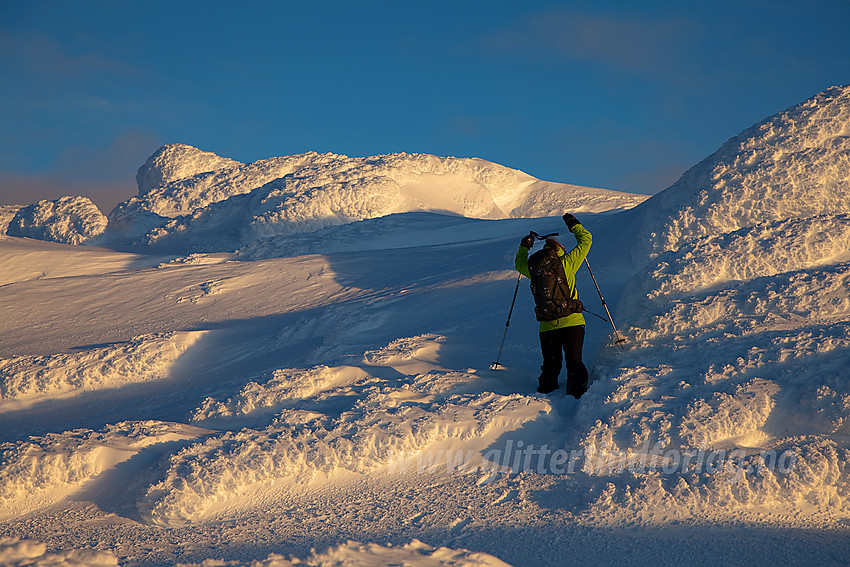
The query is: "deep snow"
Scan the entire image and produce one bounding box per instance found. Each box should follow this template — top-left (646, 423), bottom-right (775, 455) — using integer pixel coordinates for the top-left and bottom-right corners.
top-left (1, 86), bottom-right (850, 566)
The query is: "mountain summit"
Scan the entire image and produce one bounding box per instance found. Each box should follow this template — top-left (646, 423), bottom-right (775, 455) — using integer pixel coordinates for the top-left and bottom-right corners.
top-left (107, 148), bottom-right (647, 251)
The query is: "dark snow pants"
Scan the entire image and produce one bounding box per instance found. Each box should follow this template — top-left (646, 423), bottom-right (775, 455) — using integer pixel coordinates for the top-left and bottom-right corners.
top-left (537, 325), bottom-right (588, 398)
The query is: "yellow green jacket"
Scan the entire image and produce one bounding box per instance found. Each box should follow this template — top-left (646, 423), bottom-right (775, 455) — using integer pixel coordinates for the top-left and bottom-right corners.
top-left (515, 224), bottom-right (592, 332)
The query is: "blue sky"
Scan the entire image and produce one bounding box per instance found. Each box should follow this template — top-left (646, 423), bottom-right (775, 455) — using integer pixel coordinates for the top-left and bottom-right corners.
top-left (1, 0), bottom-right (849, 211)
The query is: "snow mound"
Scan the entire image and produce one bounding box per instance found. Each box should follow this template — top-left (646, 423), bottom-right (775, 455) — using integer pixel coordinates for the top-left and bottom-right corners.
top-left (630, 84), bottom-right (850, 259)
top-left (178, 539), bottom-right (513, 567)
top-left (0, 537), bottom-right (118, 566)
top-left (142, 389), bottom-right (547, 526)
top-left (583, 439), bottom-right (850, 527)
top-left (573, 86), bottom-right (850, 523)
top-left (108, 146), bottom-right (646, 250)
top-left (6, 196), bottom-right (107, 245)
top-left (0, 421), bottom-right (209, 520)
top-left (0, 331), bottom-right (205, 408)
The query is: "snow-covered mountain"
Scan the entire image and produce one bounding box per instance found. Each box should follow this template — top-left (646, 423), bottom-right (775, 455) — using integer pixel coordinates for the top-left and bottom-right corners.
top-left (107, 146), bottom-right (648, 251)
top-left (1, 86), bottom-right (849, 566)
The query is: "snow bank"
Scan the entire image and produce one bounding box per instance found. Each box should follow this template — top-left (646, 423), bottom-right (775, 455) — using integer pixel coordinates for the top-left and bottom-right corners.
top-left (0, 421), bottom-right (209, 520)
top-left (108, 145), bottom-right (646, 250)
top-left (6, 196), bottom-right (107, 245)
top-left (629, 214), bottom-right (850, 305)
top-left (628, 84), bottom-right (850, 259)
top-left (144, 386), bottom-right (547, 525)
top-left (0, 331), bottom-right (205, 408)
top-left (575, 86), bottom-right (850, 522)
top-left (177, 539), bottom-right (512, 567)
top-left (0, 537), bottom-right (118, 566)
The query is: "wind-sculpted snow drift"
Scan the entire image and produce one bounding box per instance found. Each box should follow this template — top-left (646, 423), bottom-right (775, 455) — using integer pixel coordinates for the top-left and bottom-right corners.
top-left (108, 145), bottom-right (647, 251)
top-left (0, 421), bottom-right (210, 520)
top-left (144, 357), bottom-right (549, 526)
top-left (576, 85), bottom-right (850, 523)
top-left (0, 331), bottom-right (205, 407)
top-left (629, 85), bottom-right (850, 260)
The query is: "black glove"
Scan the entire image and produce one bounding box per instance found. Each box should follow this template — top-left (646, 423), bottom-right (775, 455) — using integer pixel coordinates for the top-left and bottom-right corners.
top-left (562, 213), bottom-right (580, 230)
top-left (520, 233), bottom-right (535, 248)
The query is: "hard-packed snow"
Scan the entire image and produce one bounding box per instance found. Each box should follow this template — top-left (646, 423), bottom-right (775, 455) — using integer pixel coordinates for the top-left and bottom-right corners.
top-left (1, 86), bottom-right (849, 565)
top-left (6, 196), bottom-right (107, 245)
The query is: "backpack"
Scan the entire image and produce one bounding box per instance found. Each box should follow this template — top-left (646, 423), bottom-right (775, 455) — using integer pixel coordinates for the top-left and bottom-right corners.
top-left (527, 247), bottom-right (584, 322)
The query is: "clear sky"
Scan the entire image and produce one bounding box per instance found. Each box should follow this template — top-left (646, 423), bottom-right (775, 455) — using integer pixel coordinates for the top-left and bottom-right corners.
top-left (2, 0), bottom-right (849, 212)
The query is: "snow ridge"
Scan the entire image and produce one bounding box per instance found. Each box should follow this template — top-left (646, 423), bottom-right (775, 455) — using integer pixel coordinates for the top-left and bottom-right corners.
top-left (108, 147), bottom-right (646, 251)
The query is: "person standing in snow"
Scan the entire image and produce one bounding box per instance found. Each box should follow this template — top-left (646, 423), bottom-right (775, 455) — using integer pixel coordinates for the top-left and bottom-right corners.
top-left (515, 213), bottom-right (592, 397)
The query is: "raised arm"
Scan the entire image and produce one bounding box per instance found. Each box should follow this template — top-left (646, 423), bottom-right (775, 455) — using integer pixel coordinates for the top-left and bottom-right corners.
top-left (561, 214), bottom-right (592, 275)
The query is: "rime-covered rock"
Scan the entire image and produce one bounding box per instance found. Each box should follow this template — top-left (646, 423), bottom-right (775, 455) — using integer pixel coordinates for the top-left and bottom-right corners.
top-left (7, 196), bottom-right (107, 245)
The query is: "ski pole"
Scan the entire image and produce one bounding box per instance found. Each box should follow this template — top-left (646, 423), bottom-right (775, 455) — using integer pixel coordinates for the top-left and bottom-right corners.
top-left (583, 257), bottom-right (626, 345)
top-left (490, 273), bottom-right (522, 370)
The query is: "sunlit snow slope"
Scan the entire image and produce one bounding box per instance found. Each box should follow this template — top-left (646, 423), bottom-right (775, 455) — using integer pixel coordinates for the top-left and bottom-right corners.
top-left (106, 146), bottom-right (647, 252)
top-left (1, 86), bottom-right (849, 566)
top-left (573, 84), bottom-right (850, 525)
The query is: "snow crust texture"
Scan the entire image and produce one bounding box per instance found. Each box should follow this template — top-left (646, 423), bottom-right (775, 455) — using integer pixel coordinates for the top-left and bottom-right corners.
top-left (631, 85), bottom-right (850, 259)
top-left (143, 350), bottom-right (548, 526)
top-left (0, 537), bottom-right (118, 566)
top-left (6, 196), bottom-right (107, 245)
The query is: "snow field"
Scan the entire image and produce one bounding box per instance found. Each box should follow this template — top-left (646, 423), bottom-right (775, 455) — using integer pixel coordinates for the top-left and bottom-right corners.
top-left (0, 421), bottom-right (210, 521)
top-left (0, 331), bottom-right (206, 407)
top-left (1, 86), bottom-right (850, 564)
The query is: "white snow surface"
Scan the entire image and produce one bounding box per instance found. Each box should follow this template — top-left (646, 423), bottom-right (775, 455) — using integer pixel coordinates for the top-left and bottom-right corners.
top-left (6, 196), bottom-right (107, 245)
top-left (1, 86), bottom-right (850, 566)
top-left (107, 146), bottom-right (647, 250)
